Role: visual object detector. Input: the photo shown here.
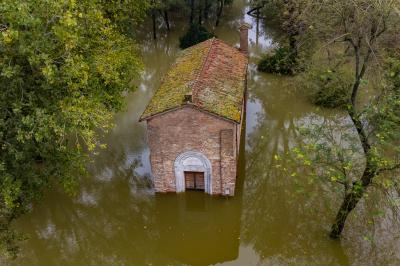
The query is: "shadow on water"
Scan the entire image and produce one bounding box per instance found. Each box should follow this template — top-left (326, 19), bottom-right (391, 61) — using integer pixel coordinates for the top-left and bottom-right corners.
top-left (9, 0), bottom-right (400, 265)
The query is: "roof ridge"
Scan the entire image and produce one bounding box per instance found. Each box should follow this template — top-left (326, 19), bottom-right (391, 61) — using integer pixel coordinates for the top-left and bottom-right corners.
top-left (191, 37), bottom-right (216, 104)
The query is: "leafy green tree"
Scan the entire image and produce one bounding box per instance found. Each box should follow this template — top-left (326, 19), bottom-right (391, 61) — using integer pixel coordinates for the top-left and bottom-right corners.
top-left (0, 0), bottom-right (144, 257)
top-left (101, 0), bottom-right (150, 35)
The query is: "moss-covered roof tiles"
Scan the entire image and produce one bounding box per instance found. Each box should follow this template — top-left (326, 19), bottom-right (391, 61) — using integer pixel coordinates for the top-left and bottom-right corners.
top-left (140, 38), bottom-right (248, 123)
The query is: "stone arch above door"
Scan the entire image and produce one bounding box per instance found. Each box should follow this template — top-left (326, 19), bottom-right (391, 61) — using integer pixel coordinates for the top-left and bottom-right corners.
top-left (174, 151), bottom-right (212, 194)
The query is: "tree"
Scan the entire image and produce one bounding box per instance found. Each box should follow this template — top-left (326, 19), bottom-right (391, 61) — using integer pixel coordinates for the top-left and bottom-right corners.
top-left (0, 0), bottom-right (145, 257)
top-left (101, 0), bottom-right (150, 34)
top-left (293, 0), bottom-right (400, 238)
top-left (255, 0), bottom-right (314, 74)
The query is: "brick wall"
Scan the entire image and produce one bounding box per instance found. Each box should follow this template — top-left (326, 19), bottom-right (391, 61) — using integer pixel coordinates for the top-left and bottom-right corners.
top-left (147, 106), bottom-right (237, 195)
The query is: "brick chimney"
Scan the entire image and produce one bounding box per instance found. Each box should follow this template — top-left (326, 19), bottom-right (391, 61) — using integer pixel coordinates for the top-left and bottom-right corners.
top-left (239, 23), bottom-right (252, 54)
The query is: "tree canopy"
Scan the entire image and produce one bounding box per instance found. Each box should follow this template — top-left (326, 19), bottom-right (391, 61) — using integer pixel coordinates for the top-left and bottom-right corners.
top-left (0, 0), bottom-right (145, 257)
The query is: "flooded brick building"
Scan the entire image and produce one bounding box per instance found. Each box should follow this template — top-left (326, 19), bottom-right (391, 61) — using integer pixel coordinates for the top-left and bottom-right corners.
top-left (140, 25), bottom-right (250, 196)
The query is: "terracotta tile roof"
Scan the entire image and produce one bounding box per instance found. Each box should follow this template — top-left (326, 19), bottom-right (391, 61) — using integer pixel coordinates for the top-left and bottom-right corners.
top-left (140, 38), bottom-right (248, 123)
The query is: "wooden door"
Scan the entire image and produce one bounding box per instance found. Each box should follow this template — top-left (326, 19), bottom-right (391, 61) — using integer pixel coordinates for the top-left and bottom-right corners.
top-left (184, 172), bottom-right (205, 191)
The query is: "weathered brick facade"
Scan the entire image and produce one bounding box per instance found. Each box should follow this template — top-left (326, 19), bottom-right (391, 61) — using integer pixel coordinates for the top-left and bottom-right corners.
top-left (147, 106), bottom-right (241, 196)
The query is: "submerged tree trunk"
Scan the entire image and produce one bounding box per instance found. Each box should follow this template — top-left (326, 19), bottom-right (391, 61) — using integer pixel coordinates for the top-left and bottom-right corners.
top-left (204, 0), bottom-right (209, 20)
top-left (283, 0), bottom-right (300, 59)
top-left (256, 8), bottom-right (260, 45)
top-left (190, 0), bottom-right (195, 24)
top-left (162, 10), bottom-right (170, 31)
top-left (152, 9), bottom-right (157, 39)
top-left (330, 164), bottom-right (375, 238)
top-left (329, 44), bottom-right (375, 238)
top-left (198, 7), bottom-right (203, 24)
top-left (329, 95), bottom-right (372, 239)
top-left (215, 0), bottom-right (224, 26)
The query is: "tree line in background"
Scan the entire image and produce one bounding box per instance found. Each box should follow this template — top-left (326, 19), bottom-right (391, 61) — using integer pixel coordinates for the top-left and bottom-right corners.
top-left (101, 0), bottom-right (233, 40)
top-left (253, 0), bottom-right (400, 238)
top-left (0, 0), bottom-right (235, 259)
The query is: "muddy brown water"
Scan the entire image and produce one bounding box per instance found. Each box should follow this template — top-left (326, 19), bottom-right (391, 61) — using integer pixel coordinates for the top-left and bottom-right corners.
top-left (9, 1), bottom-right (399, 265)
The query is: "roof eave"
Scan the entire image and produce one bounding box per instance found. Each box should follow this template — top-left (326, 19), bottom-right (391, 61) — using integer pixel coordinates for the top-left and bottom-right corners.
top-left (139, 104), bottom-right (241, 124)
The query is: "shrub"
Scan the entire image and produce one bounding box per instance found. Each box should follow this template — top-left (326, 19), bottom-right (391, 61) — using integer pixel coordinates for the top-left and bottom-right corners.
top-left (257, 47), bottom-right (298, 75)
top-left (302, 68), bottom-right (353, 109)
top-left (387, 52), bottom-right (400, 90)
top-left (179, 23), bottom-right (215, 49)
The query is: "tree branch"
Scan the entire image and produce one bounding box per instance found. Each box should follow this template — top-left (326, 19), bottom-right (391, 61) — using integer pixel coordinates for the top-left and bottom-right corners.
top-left (378, 164), bottom-right (400, 175)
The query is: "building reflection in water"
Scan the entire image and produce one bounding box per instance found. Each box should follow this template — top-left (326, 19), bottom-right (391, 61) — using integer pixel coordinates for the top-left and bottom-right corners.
top-left (153, 140), bottom-right (246, 266)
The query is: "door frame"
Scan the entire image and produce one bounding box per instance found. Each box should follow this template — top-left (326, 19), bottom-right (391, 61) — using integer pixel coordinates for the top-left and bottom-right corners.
top-left (174, 151), bottom-right (212, 194)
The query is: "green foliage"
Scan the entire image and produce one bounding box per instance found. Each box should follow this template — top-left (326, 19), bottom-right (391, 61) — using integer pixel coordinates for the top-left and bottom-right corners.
top-left (179, 23), bottom-right (215, 49)
top-left (291, 115), bottom-right (363, 187)
top-left (257, 47), bottom-right (298, 75)
top-left (101, 0), bottom-right (150, 35)
top-left (387, 52), bottom-right (400, 90)
top-left (253, 0), bottom-right (316, 75)
top-left (369, 53), bottom-right (400, 163)
top-left (0, 0), bottom-right (143, 257)
top-left (301, 67), bottom-right (353, 109)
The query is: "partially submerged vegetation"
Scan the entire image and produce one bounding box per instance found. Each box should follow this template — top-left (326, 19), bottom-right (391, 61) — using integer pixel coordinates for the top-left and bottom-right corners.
top-left (301, 67), bottom-right (353, 109)
top-left (179, 23), bottom-right (215, 49)
top-left (258, 46), bottom-right (298, 75)
top-left (253, 0), bottom-right (314, 75)
top-left (255, 0), bottom-right (400, 238)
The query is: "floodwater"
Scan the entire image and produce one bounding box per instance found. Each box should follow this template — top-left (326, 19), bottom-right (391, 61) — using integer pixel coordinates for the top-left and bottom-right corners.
top-left (10, 1), bottom-right (400, 265)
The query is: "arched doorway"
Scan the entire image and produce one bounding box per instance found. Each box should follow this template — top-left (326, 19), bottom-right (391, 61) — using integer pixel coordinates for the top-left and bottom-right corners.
top-left (174, 151), bottom-right (212, 194)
